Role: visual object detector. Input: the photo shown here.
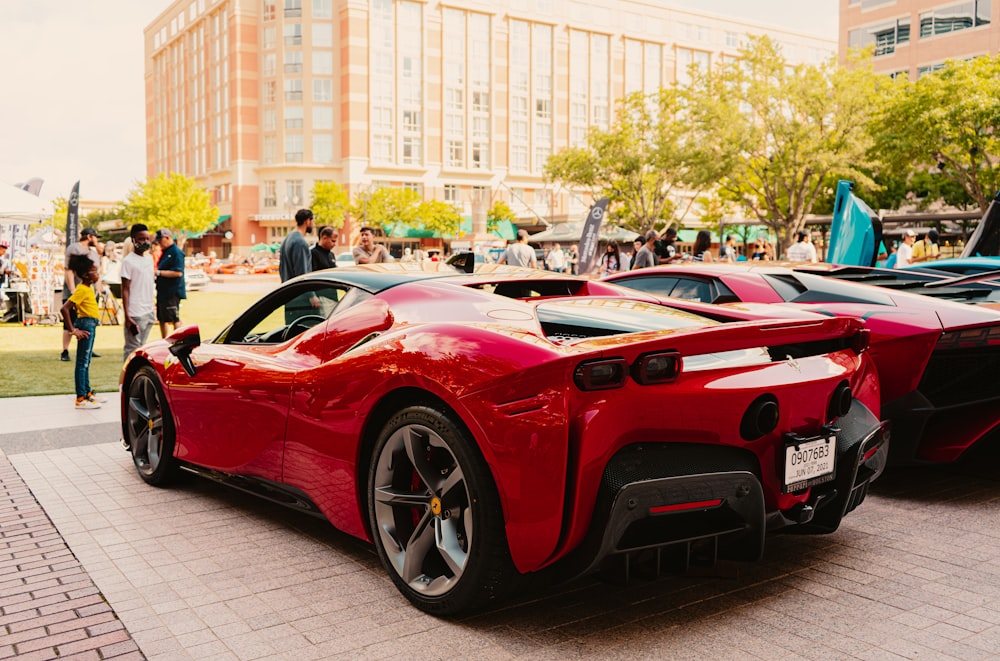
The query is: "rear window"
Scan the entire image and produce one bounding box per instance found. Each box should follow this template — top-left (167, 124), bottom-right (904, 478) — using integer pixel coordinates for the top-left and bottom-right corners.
top-left (536, 299), bottom-right (714, 342)
top-left (763, 272), bottom-right (895, 306)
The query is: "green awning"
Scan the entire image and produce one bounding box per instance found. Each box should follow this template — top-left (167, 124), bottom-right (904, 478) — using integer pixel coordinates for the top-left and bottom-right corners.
top-left (186, 214), bottom-right (231, 239)
top-left (457, 217), bottom-right (517, 240)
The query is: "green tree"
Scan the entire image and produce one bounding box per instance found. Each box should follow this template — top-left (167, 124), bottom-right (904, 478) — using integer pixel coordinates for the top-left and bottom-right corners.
top-left (685, 38), bottom-right (890, 253)
top-left (123, 173), bottom-right (218, 237)
top-left (351, 187), bottom-right (462, 237)
top-left (486, 200), bottom-right (517, 235)
top-left (545, 89), bottom-right (702, 234)
top-left (874, 54), bottom-right (1000, 212)
top-left (310, 180), bottom-right (350, 229)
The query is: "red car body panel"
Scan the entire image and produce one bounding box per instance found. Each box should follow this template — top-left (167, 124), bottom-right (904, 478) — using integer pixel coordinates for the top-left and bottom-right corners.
top-left (607, 263), bottom-right (1000, 463)
top-left (124, 266), bottom-right (887, 577)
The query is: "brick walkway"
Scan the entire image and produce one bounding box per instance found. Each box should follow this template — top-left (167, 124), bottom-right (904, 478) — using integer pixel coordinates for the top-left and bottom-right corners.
top-left (0, 451), bottom-right (142, 660)
top-left (2, 428), bottom-right (1000, 659)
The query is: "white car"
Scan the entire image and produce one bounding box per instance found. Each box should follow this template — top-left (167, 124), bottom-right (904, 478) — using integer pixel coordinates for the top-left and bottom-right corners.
top-left (184, 268), bottom-right (210, 291)
top-left (335, 252), bottom-right (355, 267)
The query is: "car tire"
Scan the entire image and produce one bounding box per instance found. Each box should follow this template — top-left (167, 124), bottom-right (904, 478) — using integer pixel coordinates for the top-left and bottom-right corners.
top-left (368, 405), bottom-right (516, 616)
top-left (124, 365), bottom-right (180, 486)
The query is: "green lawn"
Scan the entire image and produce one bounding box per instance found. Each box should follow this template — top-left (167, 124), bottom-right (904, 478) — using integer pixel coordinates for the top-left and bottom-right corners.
top-left (0, 290), bottom-right (260, 398)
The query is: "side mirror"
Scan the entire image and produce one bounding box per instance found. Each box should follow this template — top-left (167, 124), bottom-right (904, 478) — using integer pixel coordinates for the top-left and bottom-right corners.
top-left (446, 251), bottom-right (476, 273)
top-left (168, 325), bottom-right (201, 377)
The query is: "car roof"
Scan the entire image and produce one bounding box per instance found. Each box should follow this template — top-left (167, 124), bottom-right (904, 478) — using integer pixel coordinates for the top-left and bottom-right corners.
top-left (295, 262), bottom-right (574, 293)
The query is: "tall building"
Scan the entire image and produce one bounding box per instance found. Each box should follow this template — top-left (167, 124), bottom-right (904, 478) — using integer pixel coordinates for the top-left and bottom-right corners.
top-left (841, 0), bottom-right (997, 78)
top-left (145, 0), bottom-right (834, 256)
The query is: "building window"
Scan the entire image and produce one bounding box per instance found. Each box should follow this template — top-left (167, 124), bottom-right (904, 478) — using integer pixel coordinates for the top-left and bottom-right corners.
top-left (919, 1), bottom-right (990, 38)
top-left (263, 1), bottom-right (276, 21)
top-left (443, 184), bottom-right (459, 203)
top-left (263, 136), bottom-right (276, 163)
top-left (402, 182), bottom-right (422, 195)
top-left (372, 107), bottom-right (393, 131)
top-left (402, 110), bottom-right (420, 132)
top-left (446, 140), bottom-right (464, 168)
top-left (263, 180), bottom-right (277, 207)
top-left (286, 179), bottom-right (304, 206)
top-left (284, 23), bottom-right (302, 46)
top-left (471, 143), bottom-right (489, 169)
top-left (372, 134), bottom-right (393, 163)
top-left (402, 136), bottom-right (422, 165)
top-left (510, 145), bottom-right (528, 171)
top-left (472, 90), bottom-right (489, 112)
top-left (284, 0), bottom-right (302, 18)
top-left (284, 51), bottom-right (302, 73)
top-left (284, 78), bottom-right (302, 101)
top-left (264, 80), bottom-right (276, 103)
top-left (313, 79), bottom-right (332, 101)
top-left (285, 135), bottom-right (303, 162)
top-left (263, 108), bottom-right (277, 131)
top-left (263, 53), bottom-right (276, 76)
top-left (849, 18), bottom-right (911, 56)
top-left (285, 106), bottom-right (303, 128)
top-left (313, 134), bottom-right (333, 163)
top-left (313, 51), bottom-right (333, 75)
top-left (535, 98), bottom-right (551, 119)
top-left (313, 106), bottom-right (333, 129)
top-left (313, 23), bottom-right (333, 47)
top-left (312, 0), bottom-right (332, 19)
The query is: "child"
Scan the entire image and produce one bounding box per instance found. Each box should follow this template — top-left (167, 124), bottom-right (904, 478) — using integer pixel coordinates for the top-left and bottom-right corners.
top-left (61, 254), bottom-right (103, 409)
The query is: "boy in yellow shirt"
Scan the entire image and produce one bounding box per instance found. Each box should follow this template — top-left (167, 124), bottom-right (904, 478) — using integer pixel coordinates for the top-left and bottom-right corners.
top-left (61, 254), bottom-right (103, 409)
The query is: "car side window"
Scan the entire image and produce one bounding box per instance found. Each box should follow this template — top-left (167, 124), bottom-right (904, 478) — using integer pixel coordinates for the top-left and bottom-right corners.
top-left (615, 276), bottom-right (680, 297)
top-left (226, 283), bottom-right (348, 344)
top-left (670, 278), bottom-right (712, 303)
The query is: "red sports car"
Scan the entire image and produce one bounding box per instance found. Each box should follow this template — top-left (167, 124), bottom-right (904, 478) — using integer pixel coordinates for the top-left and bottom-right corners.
top-left (607, 263), bottom-right (1000, 465)
top-left (122, 264), bottom-right (887, 615)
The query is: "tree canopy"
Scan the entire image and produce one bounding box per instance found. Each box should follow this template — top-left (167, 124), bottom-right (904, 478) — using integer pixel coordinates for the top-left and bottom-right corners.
top-left (684, 37), bottom-right (889, 251)
top-left (352, 187), bottom-right (462, 237)
top-left (123, 173), bottom-right (218, 237)
top-left (873, 54), bottom-right (1000, 212)
top-left (545, 89), bottom-right (702, 233)
top-left (309, 180), bottom-right (351, 230)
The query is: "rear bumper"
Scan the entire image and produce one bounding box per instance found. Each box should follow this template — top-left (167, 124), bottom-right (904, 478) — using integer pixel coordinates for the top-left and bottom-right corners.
top-left (558, 405), bottom-right (889, 579)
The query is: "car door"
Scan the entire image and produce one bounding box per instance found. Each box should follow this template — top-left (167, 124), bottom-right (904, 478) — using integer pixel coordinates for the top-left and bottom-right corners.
top-left (165, 281), bottom-right (345, 479)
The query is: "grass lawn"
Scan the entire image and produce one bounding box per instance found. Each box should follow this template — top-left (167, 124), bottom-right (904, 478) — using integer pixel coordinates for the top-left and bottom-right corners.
top-left (0, 290), bottom-right (260, 398)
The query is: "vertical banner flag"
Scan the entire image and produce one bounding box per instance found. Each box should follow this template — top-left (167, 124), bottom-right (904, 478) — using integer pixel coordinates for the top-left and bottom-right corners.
top-left (65, 181), bottom-right (80, 244)
top-left (575, 198), bottom-right (609, 276)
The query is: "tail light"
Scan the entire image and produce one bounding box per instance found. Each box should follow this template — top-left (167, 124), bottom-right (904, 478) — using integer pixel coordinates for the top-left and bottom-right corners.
top-left (631, 351), bottom-right (682, 385)
top-left (574, 358), bottom-right (628, 391)
top-left (851, 328), bottom-right (870, 354)
top-left (935, 325), bottom-right (1000, 349)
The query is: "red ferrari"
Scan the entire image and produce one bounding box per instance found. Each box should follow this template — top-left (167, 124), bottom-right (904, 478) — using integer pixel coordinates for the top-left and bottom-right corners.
top-left (122, 264), bottom-right (887, 615)
top-left (607, 263), bottom-right (1000, 465)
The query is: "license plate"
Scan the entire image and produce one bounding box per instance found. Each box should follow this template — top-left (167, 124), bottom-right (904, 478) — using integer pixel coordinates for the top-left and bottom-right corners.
top-left (783, 435), bottom-right (836, 493)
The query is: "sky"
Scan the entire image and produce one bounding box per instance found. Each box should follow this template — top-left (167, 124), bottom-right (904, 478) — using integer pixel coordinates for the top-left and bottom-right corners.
top-left (0, 0), bottom-right (838, 206)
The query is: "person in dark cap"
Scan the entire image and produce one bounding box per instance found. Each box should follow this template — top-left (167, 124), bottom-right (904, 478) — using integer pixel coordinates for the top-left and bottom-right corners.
top-left (912, 228), bottom-right (940, 264)
top-left (60, 228), bottom-right (103, 361)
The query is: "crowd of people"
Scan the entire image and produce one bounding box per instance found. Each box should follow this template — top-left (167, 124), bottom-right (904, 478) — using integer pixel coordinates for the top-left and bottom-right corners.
top-left (60, 223), bottom-right (187, 410)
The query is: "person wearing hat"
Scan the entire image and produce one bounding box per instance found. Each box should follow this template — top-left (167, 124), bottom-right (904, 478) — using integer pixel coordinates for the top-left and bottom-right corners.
top-left (894, 229), bottom-right (917, 268)
top-left (60, 228), bottom-right (103, 361)
top-left (498, 229), bottom-right (538, 268)
top-left (154, 229), bottom-right (186, 338)
top-left (911, 229), bottom-right (940, 264)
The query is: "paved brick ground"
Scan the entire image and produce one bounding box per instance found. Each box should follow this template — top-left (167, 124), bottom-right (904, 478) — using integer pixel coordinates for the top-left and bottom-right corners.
top-left (0, 451), bottom-right (143, 660)
top-left (4, 437), bottom-right (1000, 660)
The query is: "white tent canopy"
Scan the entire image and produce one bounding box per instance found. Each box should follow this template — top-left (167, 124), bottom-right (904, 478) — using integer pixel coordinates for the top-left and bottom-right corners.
top-left (0, 183), bottom-right (52, 224)
top-left (529, 220), bottom-right (636, 244)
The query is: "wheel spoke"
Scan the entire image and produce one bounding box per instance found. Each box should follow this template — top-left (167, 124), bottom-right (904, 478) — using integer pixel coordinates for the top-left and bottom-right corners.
top-left (401, 427), bottom-right (440, 492)
top-left (435, 517), bottom-right (468, 576)
top-left (373, 485), bottom-right (432, 508)
top-left (439, 467), bottom-right (465, 503)
top-left (401, 510), bottom-right (436, 584)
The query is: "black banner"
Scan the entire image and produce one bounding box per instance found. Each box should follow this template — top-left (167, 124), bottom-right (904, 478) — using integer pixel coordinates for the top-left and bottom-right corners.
top-left (575, 198), bottom-right (609, 276)
top-left (65, 181), bottom-right (80, 243)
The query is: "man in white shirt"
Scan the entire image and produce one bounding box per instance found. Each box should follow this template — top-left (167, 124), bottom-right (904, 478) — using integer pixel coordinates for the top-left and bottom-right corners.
top-left (498, 230), bottom-right (538, 268)
top-left (120, 224), bottom-right (157, 362)
top-left (785, 231), bottom-right (818, 263)
top-left (895, 229), bottom-right (916, 268)
top-left (547, 243), bottom-right (566, 272)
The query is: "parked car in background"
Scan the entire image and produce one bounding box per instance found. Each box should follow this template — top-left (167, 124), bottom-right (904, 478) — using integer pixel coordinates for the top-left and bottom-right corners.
top-left (121, 263), bottom-right (886, 615)
top-left (606, 263), bottom-right (1000, 465)
top-left (184, 268), bottom-right (210, 291)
